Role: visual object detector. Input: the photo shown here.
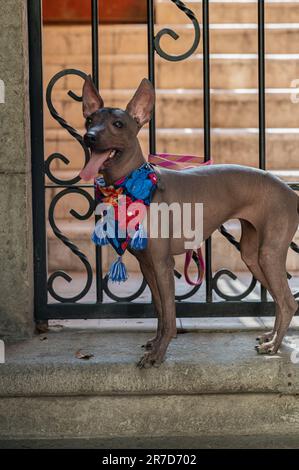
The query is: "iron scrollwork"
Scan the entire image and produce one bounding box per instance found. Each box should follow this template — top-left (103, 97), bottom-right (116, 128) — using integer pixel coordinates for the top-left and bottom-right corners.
top-left (46, 69), bottom-right (96, 303)
top-left (46, 68), bottom-right (149, 302)
top-left (213, 269), bottom-right (258, 302)
top-left (154, 0), bottom-right (201, 62)
top-left (214, 225), bottom-right (257, 301)
top-left (45, 69), bottom-right (89, 185)
top-left (103, 274), bottom-right (147, 302)
top-left (103, 249), bottom-right (202, 303)
top-left (48, 188), bottom-right (94, 303)
top-left (216, 223), bottom-right (299, 301)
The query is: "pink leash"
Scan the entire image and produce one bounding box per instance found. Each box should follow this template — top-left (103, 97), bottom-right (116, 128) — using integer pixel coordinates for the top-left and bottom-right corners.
top-left (148, 153), bottom-right (213, 287)
top-left (184, 248), bottom-right (206, 286)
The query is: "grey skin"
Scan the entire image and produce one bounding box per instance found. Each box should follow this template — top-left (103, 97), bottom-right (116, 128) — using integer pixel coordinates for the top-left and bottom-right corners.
top-left (81, 76), bottom-right (299, 368)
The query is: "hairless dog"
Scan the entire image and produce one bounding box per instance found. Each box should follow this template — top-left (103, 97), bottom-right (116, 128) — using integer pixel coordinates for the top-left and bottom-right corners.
top-left (80, 76), bottom-right (299, 368)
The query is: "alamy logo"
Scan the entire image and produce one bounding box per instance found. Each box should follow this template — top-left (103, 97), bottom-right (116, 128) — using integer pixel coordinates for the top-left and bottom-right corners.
top-left (0, 80), bottom-right (5, 104)
top-left (95, 199), bottom-right (204, 249)
top-left (0, 340), bottom-right (4, 364)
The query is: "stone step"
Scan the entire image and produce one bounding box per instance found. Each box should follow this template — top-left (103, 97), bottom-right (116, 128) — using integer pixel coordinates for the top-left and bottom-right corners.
top-left (44, 23), bottom-right (299, 57)
top-left (2, 330), bottom-right (299, 447)
top-left (44, 53), bottom-right (299, 90)
top-left (44, 128), bottom-right (299, 173)
top-left (156, 0), bottom-right (299, 24)
top-left (47, 188), bottom-right (299, 273)
top-left (44, 88), bottom-right (299, 129)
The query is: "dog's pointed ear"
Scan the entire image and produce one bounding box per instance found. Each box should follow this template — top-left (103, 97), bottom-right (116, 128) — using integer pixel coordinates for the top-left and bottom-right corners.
top-left (82, 75), bottom-right (104, 118)
top-left (126, 78), bottom-right (155, 129)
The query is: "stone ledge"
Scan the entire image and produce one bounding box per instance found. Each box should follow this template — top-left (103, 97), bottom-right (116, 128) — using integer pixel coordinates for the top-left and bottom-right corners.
top-left (1, 329), bottom-right (299, 446)
top-left (1, 394), bottom-right (299, 442)
top-left (1, 329), bottom-right (299, 397)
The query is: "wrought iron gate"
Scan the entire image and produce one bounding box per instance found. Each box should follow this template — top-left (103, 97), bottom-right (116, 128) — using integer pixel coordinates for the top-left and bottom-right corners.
top-left (28, 0), bottom-right (299, 321)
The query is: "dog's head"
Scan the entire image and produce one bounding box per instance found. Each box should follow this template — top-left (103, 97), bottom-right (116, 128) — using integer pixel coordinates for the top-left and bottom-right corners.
top-left (80, 76), bottom-right (155, 180)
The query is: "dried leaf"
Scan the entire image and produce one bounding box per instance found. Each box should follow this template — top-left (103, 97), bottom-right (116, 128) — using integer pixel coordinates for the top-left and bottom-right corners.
top-left (75, 349), bottom-right (94, 360)
top-left (35, 322), bottom-right (49, 334)
top-left (39, 336), bottom-right (48, 341)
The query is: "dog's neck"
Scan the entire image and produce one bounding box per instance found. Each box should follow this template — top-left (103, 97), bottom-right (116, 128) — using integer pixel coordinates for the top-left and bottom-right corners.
top-left (102, 139), bottom-right (146, 185)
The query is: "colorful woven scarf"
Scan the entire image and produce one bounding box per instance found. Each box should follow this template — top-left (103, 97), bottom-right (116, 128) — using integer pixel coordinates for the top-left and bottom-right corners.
top-left (92, 163), bottom-right (157, 282)
top-left (92, 154), bottom-right (212, 285)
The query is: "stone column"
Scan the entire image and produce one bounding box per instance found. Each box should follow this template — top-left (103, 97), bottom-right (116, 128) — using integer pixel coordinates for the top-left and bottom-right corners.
top-left (0, 1), bottom-right (34, 339)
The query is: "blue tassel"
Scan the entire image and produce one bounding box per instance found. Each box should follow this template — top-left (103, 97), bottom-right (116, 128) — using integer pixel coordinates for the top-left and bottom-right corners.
top-left (92, 221), bottom-right (109, 246)
top-left (108, 256), bottom-right (128, 283)
top-left (130, 223), bottom-right (147, 250)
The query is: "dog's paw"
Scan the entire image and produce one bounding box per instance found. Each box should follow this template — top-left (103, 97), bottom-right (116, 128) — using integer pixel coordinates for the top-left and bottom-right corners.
top-left (255, 341), bottom-right (276, 355)
top-left (256, 331), bottom-right (275, 345)
top-left (137, 351), bottom-right (164, 369)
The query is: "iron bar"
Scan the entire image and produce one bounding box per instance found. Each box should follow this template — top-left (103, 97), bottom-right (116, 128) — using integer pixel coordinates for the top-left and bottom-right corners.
top-left (154, 0), bottom-right (200, 62)
top-left (258, 0), bottom-right (266, 171)
top-left (258, 0), bottom-right (267, 302)
top-left (202, 0), bottom-right (213, 302)
top-left (91, 0), bottom-right (103, 302)
top-left (43, 301), bottom-right (286, 319)
top-left (27, 0), bottom-right (48, 319)
top-left (91, 0), bottom-right (99, 88)
top-left (47, 188), bottom-right (94, 303)
top-left (147, 0), bottom-right (156, 154)
top-left (45, 69), bottom-right (89, 186)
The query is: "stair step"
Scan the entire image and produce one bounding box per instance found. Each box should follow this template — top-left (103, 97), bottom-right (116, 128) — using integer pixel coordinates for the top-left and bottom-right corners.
top-left (156, 0), bottom-right (299, 24)
top-left (44, 24), bottom-right (299, 56)
top-left (44, 88), bottom-right (299, 129)
top-left (44, 53), bottom-right (299, 90)
top-left (4, 330), bottom-right (299, 446)
top-left (45, 128), bottom-right (299, 172)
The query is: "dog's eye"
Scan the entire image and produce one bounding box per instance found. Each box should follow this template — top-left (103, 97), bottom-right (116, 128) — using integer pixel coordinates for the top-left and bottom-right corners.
top-left (113, 120), bottom-right (124, 129)
top-left (86, 117), bottom-right (92, 126)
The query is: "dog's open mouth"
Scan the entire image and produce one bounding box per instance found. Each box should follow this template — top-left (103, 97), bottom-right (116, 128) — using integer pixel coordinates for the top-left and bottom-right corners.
top-left (79, 149), bottom-right (120, 180)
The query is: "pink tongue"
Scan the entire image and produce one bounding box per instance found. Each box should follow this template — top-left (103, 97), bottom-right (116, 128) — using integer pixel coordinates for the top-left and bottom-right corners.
top-left (79, 151), bottom-right (111, 181)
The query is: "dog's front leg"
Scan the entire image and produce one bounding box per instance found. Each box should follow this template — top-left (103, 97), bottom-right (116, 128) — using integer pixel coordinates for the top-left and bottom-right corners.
top-left (138, 260), bottom-right (163, 350)
top-left (137, 254), bottom-right (176, 368)
top-left (129, 249), bottom-right (164, 350)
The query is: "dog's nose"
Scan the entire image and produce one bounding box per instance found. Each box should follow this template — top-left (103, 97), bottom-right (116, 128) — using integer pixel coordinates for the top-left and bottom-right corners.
top-left (84, 132), bottom-right (97, 146)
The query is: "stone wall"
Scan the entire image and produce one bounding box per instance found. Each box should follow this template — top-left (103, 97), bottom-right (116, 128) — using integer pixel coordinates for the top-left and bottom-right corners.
top-left (0, 1), bottom-right (34, 339)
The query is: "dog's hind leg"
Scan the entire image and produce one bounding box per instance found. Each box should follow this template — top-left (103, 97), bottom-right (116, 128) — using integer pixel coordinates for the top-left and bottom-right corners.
top-left (240, 220), bottom-right (270, 289)
top-left (239, 220), bottom-right (281, 344)
top-left (255, 230), bottom-right (298, 354)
